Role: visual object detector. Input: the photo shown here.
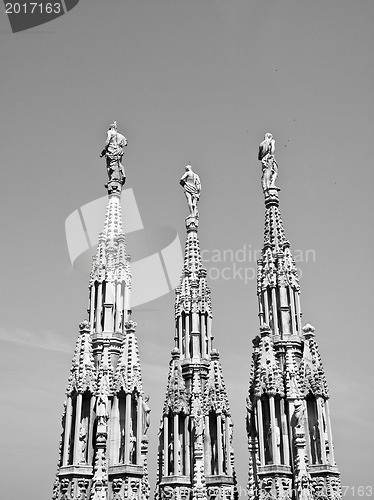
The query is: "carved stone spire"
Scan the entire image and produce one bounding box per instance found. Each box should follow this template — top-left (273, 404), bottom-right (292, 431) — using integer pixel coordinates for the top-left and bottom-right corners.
top-left (155, 168), bottom-right (237, 500)
top-left (52, 129), bottom-right (150, 500)
top-left (246, 136), bottom-right (341, 500)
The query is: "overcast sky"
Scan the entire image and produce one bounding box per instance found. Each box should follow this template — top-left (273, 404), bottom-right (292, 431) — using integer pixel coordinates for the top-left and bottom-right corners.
top-left (0, 1), bottom-right (373, 499)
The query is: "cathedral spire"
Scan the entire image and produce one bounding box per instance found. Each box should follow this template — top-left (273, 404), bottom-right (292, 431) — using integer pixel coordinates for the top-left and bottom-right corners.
top-left (246, 135), bottom-right (341, 500)
top-left (155, 166), bottom-right (237, 500)
top-left (52, 124), bottom-right (150, 500)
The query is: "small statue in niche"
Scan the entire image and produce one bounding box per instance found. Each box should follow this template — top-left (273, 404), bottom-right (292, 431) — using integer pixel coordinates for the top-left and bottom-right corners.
top-left (142, 395), bottom-right (151, 436)
top-left (310, 422), bottom-right (321, 464)
top-left (179, 164), bottom-right (201, 217)
top-left (293, 399), bottom-right (306, 432)
top-left (258, 132), bottom-right (278, 192)
top-left (96, 393), bottom-right (109, 426)
top-left (78, 424), bottom-right (87, 464)
top-left (100, 121), bottom-right (128, 185)
top-left (129, 427), bottom-right (136, 464)
top-left (194, 408), bottom-right (204, 441)
top-left (265, 424), bottom-right (273, 464)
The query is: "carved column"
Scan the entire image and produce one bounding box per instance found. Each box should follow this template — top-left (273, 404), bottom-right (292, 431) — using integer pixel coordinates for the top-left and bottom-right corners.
top-left (125, 392), bottom-right (132, 463)
top-left (110, 395), bottom-right (120, 464)
top-left (137, 395), bottom-right (142, 465)
top-left (325, 400), bottom-right (336, 465)
top-left (124, 285), bottom-right (131, 325)
top-left (304, 400), bottom-right (312, 464)
top-left (271, 288), bottom-right (279, 335)
top-left (201, 313), bottom-right (207, 357)
top-left (103, 282), bottom-right (114, 332)
top-left (295, 293), bottom-right (302, 334)
top-left (280, 399), bottom-right (289, 465)
top-left (269, 396), bottom-right (279, 464)
top-left (256, 399), bottom-right (265, 465)
top-left (263, 291), bottom-right (269, 325)
top-left (115, 282), bottom-right (122, 332)
top-left (174, 413), bottom-right (179, 474)
top-left (96, 283), bottom-right (103, 333)
top-left (258, 296), bottom-right (265, 326)
top-left (217, 414), bottom-right (224, 475)
top-left (62, 396), bottom-right (72, 466)
top-left (225, 416), bottom-right (232, 476)
top-left (185, 315), bottom-right (190, 358)
top-left (207, 316), bottom-right (213, 353)
top-left (204, 415), bottom-right (211, 474)
top-left (317, 397), bottom-right (327, 463)
top-left (178, 316), bottom-right (183, 355)
top-left (89, 286), bottom-right (95, 334)
top-left (163, 416), bottom-right (169, 476)
top-left (73, 393), bottom-right (83, 464)
top-left (289, 287), bottom-right (297, 334)
top-left (185, 415), bottom-right (190, 477)
top-left (88, 396), bottom-right (95, 465)
top-left (279, 287), bottom-right (291, 334)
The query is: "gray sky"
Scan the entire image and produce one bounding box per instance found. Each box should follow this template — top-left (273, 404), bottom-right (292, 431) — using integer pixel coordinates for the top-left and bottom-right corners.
top-left (0, 1), bottom-right (373, 498)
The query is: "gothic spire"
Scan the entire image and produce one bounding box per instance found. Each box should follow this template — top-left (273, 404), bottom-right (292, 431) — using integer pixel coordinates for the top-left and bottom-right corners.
top-left (155, 166), bottom-right (237, 500)
top-left (246, 134), bottom-right (341, 500)
top-left (52, 124), bottom-right (150, 500)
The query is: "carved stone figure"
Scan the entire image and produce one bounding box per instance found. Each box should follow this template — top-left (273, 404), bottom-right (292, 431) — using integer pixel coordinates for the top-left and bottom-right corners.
top-left (311, 422), bottom-right (321, 464)
top-left (265, 424), bottom-right (273, 464)
top-left (180, 165), bottom-right (201, 217)
top-left (294, 399), bottom-right (305, 431)
top-left (258, 133), bottom-right (278, 192)
top-left (274, 423), bottom-right (281, 457)
top-left (180, 487), bottom-right (189, 500)
top-left (76, 479), bottom-right (89, 500)
top-left (78, 424), bottom-right (87, 464)
top-left (299, 474), bottom-right (313, 500)
top-left (142, 395), bottom-right (151, 435)
top-left (129, 427), bottom-right (136, 463)
top-left (207, 486), bottom-right (220, 500)
top-left (96, 393), bottom-right (109, 426)
top-left (194, 409), bottom-right (204, 441)
top-left (112, 478), bottom-right (123, 500)
top-left (129, 479), bottom-right (140, 499)
top-left (100, 121), bottom-right (128, 185)
top-left (162, 486), bottom-right (174, 500)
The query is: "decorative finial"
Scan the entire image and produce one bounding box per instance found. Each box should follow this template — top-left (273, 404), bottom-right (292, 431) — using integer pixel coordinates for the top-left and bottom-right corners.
top-left (258, 132), bottom-right (278, 193)
top-left (179, 164), bottom-right (201, 218)
top-left (100, 121), bottom-right (128, 187)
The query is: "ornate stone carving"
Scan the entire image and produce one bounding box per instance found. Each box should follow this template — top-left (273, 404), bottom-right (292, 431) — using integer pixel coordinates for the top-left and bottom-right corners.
top-left (76, 479), bottom-right (89, 500)
top-left (100, 121), bottom-right (127, 185)
top-left (258, 133), bottom-right (278, 192)
top-left (161, 486), bottom-right (175, 500)
top-left (311, 477), bottom-right (328, 500)
top-left (112, 478), bottom-right (123, 500)
top-left (180, 165), bottom-right (201, 217)
top-left (60, 478), bottom-right (71, 500)
top-left (179, 487), bottom-right (190, 500)
top-left (207, 486), bottom-right (220, 500)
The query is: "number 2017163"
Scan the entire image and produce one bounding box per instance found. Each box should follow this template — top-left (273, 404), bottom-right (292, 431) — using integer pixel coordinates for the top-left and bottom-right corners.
top-left (5, 3), bottom-right (62, 14)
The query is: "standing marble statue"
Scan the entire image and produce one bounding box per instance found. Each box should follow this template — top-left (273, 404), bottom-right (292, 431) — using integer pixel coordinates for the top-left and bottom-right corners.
top-left (142, 395), bottom-right (151, 436)
top-left (180, 165), bottom-right (201, 217)
top-left (258, 133), bottom-right (278, 192)
top-left (100, 121), bottom-right (128, 185)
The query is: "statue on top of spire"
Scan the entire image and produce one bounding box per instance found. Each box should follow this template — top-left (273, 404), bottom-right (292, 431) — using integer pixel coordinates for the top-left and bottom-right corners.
top-left (258, 132), bottom-right (278, 192)
top-left (100, 121), bottom-right (128, 185)
top-left (180, 164), bottom-right (201, 217)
